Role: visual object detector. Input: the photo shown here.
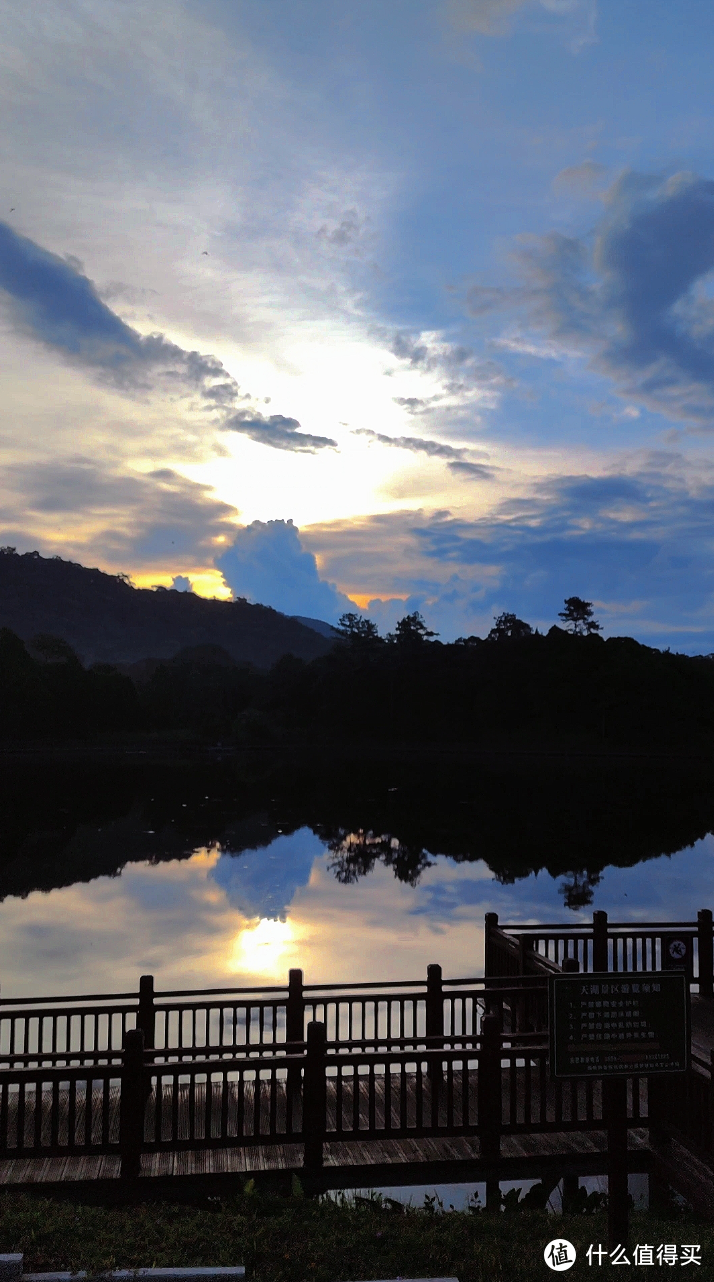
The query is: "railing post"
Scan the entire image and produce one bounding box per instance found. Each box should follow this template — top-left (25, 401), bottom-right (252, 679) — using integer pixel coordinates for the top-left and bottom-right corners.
top-left (710, 1051), bottom-right (714, 1156)
top-left (287, 969), bottom-right (304, 1043)
top-left (426, 964), bottom-right (443, 1040)
top-left (120, 1027), bottom-right (145, 1180)
top-left (137, 975), bottom-right (155, 1049)
top-left (593, 910), bottom-right (608, 973)
top-left (605, 1076), bottom-right (629, 1249)
top-left (484, 913), bottom-right (498, 978)
top-left (562, 957), bottom-right (580, 973)
top-left (478, 1012), bottom-right (501, 1164)
top-left (286, 968), bottom-right (304, 1122)
top-left (698, 910), bottom-right (713, 999)
top-left (303, 1020), bottom-right (326, 1171)
top-left (426, 963), bottom-right (444, 1094)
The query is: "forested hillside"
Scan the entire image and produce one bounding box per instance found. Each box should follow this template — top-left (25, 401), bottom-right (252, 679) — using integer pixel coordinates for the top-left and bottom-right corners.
top-left (0, 548), bottom-right (330, 668)
top-left (2, 598), bottom-right (714, 749)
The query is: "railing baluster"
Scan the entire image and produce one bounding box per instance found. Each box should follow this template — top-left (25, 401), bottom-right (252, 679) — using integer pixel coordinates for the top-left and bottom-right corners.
top-left (508, 1050), bottom-right (516, 1126)
top-left (446, 1055), bottom-right (453, 1128)
top-left (269, 1066), bottom-right (277, 1136)
top-left (0, 1078), bottom-right (8, 1151)
top-left (219, 1069), bottom-right (229, 1139)
top-left (539, 1052), bottom-right (547, 1124)
top-left (353, 1062), bottom-right (360, 1133)
top-left (253, 1066), bottom-right (262, 1136)
top-left (188, 1067), bottom-right (196, 1141)
top-left (83, 1076), bottom-right (91, 1149)
top-left (524, 1054), bottom-right (532, 1126)
top-left (170, 1066), bottom-right (179, 1143)
top-left (234, 1068), bottom-right (244, 1138)
top-left (415, 1058), bottom-right (423, 1131)
top-left (50, 1077), bottom-right (60, 1150)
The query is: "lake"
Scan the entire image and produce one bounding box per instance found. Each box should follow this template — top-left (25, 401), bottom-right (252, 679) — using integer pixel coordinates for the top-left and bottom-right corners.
top-left (2, 748), bottom-right (714, 999)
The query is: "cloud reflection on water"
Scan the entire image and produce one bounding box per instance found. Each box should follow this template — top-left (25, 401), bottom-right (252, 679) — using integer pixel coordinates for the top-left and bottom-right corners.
top-left (210, 828), bottom-right (323, 921)
top-left (0, 826), bottom-right (712, 998)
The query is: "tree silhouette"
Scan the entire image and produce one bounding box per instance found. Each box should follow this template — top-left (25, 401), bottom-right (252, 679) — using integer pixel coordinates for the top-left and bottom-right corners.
top-left (336, 612), bottom-right (381, 644)
top-left (487, 611), bottom-right (533, 641)
top-left (387, 611), bottom-right (438, 646)
top-left (558, 597), bottom-right (602, 636)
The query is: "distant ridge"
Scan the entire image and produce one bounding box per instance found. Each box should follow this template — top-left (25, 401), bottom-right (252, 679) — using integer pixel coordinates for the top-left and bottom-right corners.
top-left (0, 548), bottom-right (333, 669)
top-left (291, 615), bottom-right (339, 639)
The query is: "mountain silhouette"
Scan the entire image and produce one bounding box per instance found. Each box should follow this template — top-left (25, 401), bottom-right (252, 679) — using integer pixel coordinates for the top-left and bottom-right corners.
top-left (0, 548), bottom-right (332, 668)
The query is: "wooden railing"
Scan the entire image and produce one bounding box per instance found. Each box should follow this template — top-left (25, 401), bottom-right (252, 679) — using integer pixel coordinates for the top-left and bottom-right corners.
top-left (0, 906), bottom-right (712, 1183)
top-left (0, 1020), bottom-right (667, 1177)
top-left (3, 1020), bottom-right (708, 1180)
top-left (0, 969), bottom-right (556, 1071)
top-left (485, 909), bottom-right (714, 996)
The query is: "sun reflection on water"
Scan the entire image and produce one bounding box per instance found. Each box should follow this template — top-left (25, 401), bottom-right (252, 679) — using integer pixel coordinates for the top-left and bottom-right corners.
top-left (229, 917), bottom-right (295, 976)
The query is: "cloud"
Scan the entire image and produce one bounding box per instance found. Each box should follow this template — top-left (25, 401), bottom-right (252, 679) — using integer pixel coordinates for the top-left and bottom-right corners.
top-left (375, 329), bottom-right (513, 426)
top-left (469, 171), bottom-right (714, 429)
top-left (446, 0), bottom-right (537, 34)
top-left (210, 828), bottom-right (324, 921)
top-left (392, 396), bottom-right (433, 413)
top-left (316, 208), bottom-right (370, 251)
top-left (445, 0), bottom-right (597, 48)
top-left (354, 428), bottom-right (495, 479)
top-left (0, 221), bottom-right (335, 453)
top-left (302, 452), bottom-right (714, 650)
top-left (216, 519), bottom-right (353, 621)
top-left (0, 221), bottom-right (233, 396)
top-left (224, 410), bottom-right (337, 452)
top-left (387, 331), bottom-right (510, 400)
top-left (0, 459), bottom-right (239, 568)
top-left (552, 160), bottom-right (608, 194)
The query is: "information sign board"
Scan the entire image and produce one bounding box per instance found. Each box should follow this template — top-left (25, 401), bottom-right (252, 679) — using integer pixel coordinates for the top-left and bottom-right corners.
top-left (549, 971), bottom-right (689, 1078)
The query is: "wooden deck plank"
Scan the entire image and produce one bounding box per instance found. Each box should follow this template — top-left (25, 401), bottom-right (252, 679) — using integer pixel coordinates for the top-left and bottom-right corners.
top-left (0, 1125), bottom-right (656, 1188)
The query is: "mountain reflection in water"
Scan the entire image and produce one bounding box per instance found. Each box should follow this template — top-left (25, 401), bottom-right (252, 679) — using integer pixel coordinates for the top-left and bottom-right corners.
top-left (0, 750), bottom-right (712, 995)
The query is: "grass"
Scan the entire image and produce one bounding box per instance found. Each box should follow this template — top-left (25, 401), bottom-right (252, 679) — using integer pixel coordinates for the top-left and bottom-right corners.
top-left (0, 1185), bottom-right (712, 1280)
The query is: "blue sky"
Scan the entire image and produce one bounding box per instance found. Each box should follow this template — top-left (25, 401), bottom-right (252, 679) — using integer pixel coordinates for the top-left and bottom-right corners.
top-left (4, 1), bottom-right (714, 645)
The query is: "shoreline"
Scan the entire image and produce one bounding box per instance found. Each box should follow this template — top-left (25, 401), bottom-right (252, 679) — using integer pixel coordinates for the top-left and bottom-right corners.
top-left (0, 734), bottom-right (712, 768)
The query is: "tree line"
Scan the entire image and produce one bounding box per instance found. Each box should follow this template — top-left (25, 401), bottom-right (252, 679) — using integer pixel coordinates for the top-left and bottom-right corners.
top-left (1, 596), bottom-right (714, 748)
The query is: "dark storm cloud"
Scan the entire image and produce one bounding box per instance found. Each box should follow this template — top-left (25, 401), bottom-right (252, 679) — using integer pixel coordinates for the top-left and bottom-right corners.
top-left (0, 221), bottom-right (335, 452)
top-left (354, 427), bottom-right (495, 479)
top-left (469, 172), bottom-right (714, 427)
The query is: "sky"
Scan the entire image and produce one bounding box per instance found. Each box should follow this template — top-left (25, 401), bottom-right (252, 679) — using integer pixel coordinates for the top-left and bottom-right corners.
top-left (4, 1), bottom-right (714, 646)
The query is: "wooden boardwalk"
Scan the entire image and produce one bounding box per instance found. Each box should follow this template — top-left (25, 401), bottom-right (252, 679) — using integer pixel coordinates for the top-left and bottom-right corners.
top-left (0, 1130), bottom-right (653, 1190)
top-left (1, 913), bottom-right (713, 1201)
top-left (0, 1065), bottom-right (652, 1190)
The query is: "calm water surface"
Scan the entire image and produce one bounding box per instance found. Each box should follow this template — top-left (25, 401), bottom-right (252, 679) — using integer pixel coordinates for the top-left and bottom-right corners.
top-left (2, 752), bottom-right (713, 997)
